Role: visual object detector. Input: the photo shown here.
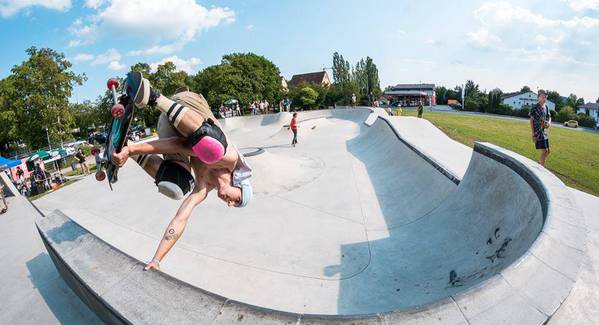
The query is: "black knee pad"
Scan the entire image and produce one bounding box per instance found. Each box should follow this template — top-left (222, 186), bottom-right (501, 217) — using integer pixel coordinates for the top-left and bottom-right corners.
top-left (155, 160), bottom-right (194, 200)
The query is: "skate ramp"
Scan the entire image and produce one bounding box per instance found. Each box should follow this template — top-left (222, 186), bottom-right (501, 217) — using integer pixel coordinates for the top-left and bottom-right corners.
top-left (34, 108), bottom-right (586, 323)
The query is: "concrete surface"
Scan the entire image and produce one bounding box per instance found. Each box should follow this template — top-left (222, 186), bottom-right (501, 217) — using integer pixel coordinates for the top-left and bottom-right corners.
top-left (30, 108), bottom-right (588, 323)
top-left (0, 193), bottom-right (101, 324)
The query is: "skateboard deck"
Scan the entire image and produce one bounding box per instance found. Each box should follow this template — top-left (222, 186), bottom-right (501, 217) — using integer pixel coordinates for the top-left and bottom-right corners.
top-left (97, 71), bottom-right (143, 190)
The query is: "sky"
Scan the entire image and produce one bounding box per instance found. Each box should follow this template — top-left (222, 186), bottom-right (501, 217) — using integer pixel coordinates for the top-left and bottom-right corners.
top-left (0, 0), bottom-right (598, 103)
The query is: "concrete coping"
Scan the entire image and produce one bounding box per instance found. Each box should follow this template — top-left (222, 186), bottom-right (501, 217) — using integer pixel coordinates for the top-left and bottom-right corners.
top-left (35, 112), bottom-right (587, 324)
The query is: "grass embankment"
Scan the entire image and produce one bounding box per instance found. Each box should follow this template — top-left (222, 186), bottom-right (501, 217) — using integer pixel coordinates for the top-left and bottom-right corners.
top-left (401, 111), bottom-right (599, 196)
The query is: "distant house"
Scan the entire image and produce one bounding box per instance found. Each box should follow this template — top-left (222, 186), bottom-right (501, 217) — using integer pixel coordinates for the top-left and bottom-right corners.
top-left (577, 103), bottom-right (599, 125)
top-left (384, 83), bottom-right (436, 106)
top-left (281, 77), bottom-right (288, 92)
top-left (501, 91), bottom-right (555, 111)
top-left (287, 71), bottom-right (331, 87)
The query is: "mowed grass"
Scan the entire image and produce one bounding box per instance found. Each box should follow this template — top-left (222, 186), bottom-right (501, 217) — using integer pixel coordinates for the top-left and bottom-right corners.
top-left (401, 110), bottom-right (599, 196)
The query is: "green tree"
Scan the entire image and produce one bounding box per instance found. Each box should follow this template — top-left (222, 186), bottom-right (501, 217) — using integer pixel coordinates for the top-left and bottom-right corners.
top-left (2, 47), bottom-right (85, 149)
top-left (332, 52), bottom-right (351, 87)
top-left (193, 53), bottom-right (282, 109)
top-left (566, 94), bottom-right (578, 108)
top-left (435, 86), bottom-right (448, 104)
top-left (521, 85), bottom-right (531, 93)
top-left (547, 90), bottom-right (563, 111)
top-left (487, 88), bottom-right (503, 112)
top-left (298, 86), bottom-right (319, 108)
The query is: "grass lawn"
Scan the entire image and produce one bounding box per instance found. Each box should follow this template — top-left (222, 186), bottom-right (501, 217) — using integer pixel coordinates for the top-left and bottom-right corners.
top-left (401, 110), bottom-right (599, 196)
top-left (30, 178), bottom-right (80, 201)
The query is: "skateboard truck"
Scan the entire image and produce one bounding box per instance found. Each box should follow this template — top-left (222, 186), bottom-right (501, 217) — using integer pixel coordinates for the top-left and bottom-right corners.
top-left (107, 79), bottom-right (125, 118)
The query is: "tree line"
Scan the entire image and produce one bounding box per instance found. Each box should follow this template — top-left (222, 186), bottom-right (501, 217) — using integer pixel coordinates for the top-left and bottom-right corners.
top-left (0, 48), bottom-right (381, 155)
top-left (435, 81), bottom-right (598, 127)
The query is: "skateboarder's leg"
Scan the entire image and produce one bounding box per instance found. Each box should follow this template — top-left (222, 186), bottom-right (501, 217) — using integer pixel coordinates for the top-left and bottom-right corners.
top-left (131, 113), bottom-right (194, 200)
top-left (136, 81), bottom-right (228, 164)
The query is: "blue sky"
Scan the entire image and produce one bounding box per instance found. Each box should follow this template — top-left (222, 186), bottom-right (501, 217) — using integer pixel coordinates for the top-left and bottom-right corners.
top-left (1, 0), bottom-right (598, 103)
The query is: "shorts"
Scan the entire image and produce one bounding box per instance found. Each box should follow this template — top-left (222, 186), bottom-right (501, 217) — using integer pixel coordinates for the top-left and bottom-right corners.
top-left (535, 139), bottom-right (549, 150)
top-left (158, 91), bottom-right (220, 164)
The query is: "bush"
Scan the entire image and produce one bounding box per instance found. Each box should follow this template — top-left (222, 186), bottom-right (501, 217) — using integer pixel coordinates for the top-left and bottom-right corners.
top-left (512, 107), bottom-right (529, 118)
top-left (577, 114), bottom-right (597, 128)
top-left (555, 106), bottom-right (577, 123)
top-left (488, 103), bottom-right (514, 116)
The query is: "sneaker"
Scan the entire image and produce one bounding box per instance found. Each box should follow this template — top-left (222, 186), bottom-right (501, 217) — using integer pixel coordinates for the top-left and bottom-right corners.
top-left (157, 181), bottom-right (185, 200)
top-left (134, 78), bottom-right (160, 108)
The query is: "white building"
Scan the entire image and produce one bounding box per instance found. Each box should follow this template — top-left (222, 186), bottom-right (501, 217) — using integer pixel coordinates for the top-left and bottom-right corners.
top-left (501, 91), bottom-right (555, 111)
top-left (577, 103), bottom-right (599, 126)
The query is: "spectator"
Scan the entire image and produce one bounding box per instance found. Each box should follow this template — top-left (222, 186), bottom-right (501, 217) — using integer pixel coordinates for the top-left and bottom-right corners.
top-left (0, 181), bottom-right (6, 214)
top-left (15, 166), bottom-right (24, 182)
top-left (91, 145), bottom-right (102, 172)
top-left (417, 102), bottom-right (424, 118)
top-left (75, 148), bottom-right (90, 175)
top-left (529, 90), bottom-right (551, 166)
top-left (351, 93), bottom-right (357, 108)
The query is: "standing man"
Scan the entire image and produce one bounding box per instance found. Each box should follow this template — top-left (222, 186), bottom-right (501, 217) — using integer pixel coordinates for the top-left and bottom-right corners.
top-left (417, 102), bottom-right (424, 118)
top-left (351, 93), bottom-right (357, 108)
top-left (529, 90), bottom-right (551, 166)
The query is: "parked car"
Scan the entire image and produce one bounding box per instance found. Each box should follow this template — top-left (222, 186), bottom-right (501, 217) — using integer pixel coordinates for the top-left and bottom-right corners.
top-left (88, 132), bottom-right (107, 144)
top-left (563, 120), bottom-right (579, 128)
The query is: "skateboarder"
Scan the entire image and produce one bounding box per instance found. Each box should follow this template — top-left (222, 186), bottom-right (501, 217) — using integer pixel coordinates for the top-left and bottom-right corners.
top-left (529, 90), bottom-right (551, 166)
top-left (289, 112), bottom-right (298, 147)
top-left (111, 87), bottom-right (253, 271)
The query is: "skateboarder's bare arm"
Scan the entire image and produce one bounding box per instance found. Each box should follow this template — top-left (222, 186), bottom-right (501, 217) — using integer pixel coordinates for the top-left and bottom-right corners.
top-left (112, 137), bottom-right (194, 167)
top-left (144, 180), bottom-right (213, 271)
top-left (130, 137), bottom-right (194, 156)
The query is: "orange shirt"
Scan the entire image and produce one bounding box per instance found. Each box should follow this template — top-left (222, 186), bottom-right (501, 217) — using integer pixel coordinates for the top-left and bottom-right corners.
top-left (290, 117), bottom-right (298, 130)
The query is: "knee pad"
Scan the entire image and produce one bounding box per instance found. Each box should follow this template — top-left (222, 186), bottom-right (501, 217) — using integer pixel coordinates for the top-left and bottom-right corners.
top-left (155, 160), bottom-right (195, 200)
top-left (188, 119), bottom-right (228, 164)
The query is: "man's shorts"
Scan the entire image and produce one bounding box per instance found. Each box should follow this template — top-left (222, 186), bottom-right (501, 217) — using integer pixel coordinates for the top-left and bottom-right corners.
top-left (158, 91), bottom-right (220, 164)
top-left (535, 138), bottom-right (549, 150)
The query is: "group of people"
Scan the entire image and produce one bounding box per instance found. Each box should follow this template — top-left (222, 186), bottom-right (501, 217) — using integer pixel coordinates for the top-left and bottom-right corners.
top-left (218, 103), bottom-right (241, 118)
top-left (249, 100), bottom-right (272, 115)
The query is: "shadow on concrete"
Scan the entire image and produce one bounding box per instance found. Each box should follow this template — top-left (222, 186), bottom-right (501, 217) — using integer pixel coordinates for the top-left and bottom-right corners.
top-left (25, 252), bottom-right (101, 324)
top-left (324, 118), bottom-right (542, 315)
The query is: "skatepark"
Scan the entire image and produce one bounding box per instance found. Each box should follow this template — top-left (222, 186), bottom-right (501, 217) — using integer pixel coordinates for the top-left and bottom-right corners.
top-left (2, 107), bottom-right (598, 324)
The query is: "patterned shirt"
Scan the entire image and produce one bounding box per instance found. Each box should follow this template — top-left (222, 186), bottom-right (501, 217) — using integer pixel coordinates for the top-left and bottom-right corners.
top-left (529, 103), bottom-right (549, 140)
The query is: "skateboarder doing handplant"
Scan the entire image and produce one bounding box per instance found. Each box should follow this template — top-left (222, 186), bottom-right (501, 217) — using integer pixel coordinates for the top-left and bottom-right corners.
top-left (111, 84), bottom-right (253, 271)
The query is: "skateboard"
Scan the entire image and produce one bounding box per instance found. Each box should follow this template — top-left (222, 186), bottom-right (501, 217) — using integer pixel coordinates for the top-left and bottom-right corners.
top-left (95, 71), bottom-right (143, 190)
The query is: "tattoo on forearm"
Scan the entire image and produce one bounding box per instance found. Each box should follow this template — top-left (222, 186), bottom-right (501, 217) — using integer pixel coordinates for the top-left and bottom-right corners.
top-left (164, 228), bottom-right (179, 241)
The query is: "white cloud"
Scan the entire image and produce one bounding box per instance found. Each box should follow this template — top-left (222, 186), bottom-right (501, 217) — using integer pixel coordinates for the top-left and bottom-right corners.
top-left (91, 48), bottom-right (121, 65)
top-left (85, 0), bottom-right (105, 9)
top-left (474, 1), bottom-right (599, 29)
top-left (246, 24), bottom-right (254, 32)
top-left (150, 56), bottom-right (201, 74)
top-left (98, 0), bottom-right (234, 55)
top-left (563, 0), bottom-right (599, 11)
top-left (108, 60), bottom-right (126, 70)
top-left (67, 18), bottom-right (97, 47)
top-left (580, 40), bottom-right (593, 46)
top-left (73, 53), bottom-right (94, 61)
top-left (466, 29), bottom-right (501, 48)
top-left (0, 0), bottom-right (71, 17)
top-left (126, 42), bottom-right (184, 56)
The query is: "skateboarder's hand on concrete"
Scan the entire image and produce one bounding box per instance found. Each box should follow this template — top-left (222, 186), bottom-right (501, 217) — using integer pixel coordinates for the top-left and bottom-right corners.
top-left (111, 146), bottom-right (131, 167)
top-left (144, 261), bottom-right (160, 271)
